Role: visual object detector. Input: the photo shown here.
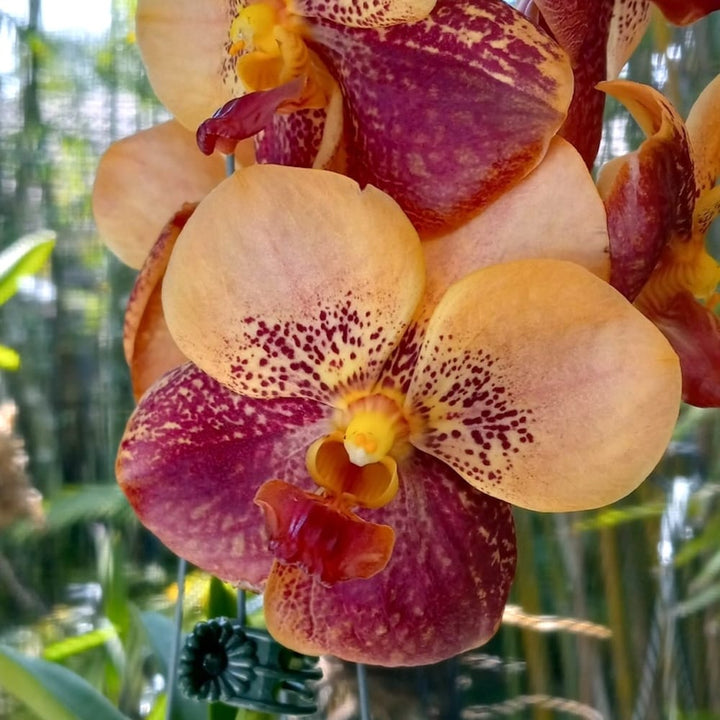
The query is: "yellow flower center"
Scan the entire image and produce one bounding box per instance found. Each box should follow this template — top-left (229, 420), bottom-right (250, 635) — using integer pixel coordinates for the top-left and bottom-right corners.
top-left (344, 410), bottom-right (397, 466)
top-left (306, 392), bottom-right (411, 510)
top-left (228, 0), bottom-right (330, 109)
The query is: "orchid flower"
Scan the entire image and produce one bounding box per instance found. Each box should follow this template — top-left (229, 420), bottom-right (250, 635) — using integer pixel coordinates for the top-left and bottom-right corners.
top-left (135, 0), bottom-right (573, 232)
top-left (518, 0), bottom-right (720, 168)
top-left (116, 164), bottom-right (680, 665)
top-left (597, 76), bottom-right (720, 406)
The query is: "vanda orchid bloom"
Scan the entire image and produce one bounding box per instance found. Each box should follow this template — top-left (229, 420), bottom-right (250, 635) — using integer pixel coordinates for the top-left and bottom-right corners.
top-left (117, 165), bottom-right (681, 665)
top-left (135, 0), bottom-right (573, 232)
top-left (597, 76), bottom-right (720, 406)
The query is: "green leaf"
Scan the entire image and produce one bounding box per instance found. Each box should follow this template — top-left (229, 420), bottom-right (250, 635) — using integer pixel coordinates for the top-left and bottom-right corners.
top-left (139, 611), bottom-right (206, 720)
top-left (209, 702), bottom-right (240, 720)
top-left (207, 576), bottom-right (237, 619)
top-left (0, 230), bottom-right (55, 306)
top-left (572, 503), bottom-right (664, 532)
top-left (8, 484), bottom-right (132, 542)
top-left (675, 583), bottom-right (720, 617)
top-left (0, 644), bottom-right (131, 720)
top-left (0, 343), bottom-right (20, 370)
top-left (42, 627), bottom-right (118, 662)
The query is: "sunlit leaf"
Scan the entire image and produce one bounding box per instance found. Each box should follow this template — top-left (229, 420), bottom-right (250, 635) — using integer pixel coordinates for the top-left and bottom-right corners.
top-left (0, 644), bottom-right (131, 720)
top-left (675, 583), bottom-right (720, 617)
top-left (7, 484), bottom-right (133, 543)
top-left (688, 547), bottom-right (720, 591)
top-left (0, 344), bottom-right (20, 370)
top-left (42, 627), bottom-right (118, 662)
top-left (0, 230), bottom-right (55, 306)
top-left (675, 510), bottom-right (720, 566)
top-left (572, 503), bottom-right (665, 532)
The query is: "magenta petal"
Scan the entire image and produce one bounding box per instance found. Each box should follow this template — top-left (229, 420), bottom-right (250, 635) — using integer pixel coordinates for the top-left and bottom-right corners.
top-left (264, 451), bottom-right (516, 666)
top-left (309, 0), bottom-right (571, 231)
top-left (116, 362), bottom-right (327, 588)
top-left (197, 78), bottom-right (304, 155)
top-left (646, 291), bottom-right (720, 407)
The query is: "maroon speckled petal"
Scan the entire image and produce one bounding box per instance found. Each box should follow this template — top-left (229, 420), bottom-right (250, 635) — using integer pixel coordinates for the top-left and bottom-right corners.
top-left (116, 363), bottom-right (328, 588)
top-left (255, 109), bottom-right (328, 167)
top-left (263, 451), bottom-right (516, 666)
top-left (525, 0), bottom-right (612, 167)
top-left (644, 290), bottom-right (720, 407)
top-left (308, 0), bottom-right (572, 231)
top-left (597, 81), bottom-right (696, 300)
top-left (652, 0), bottom-right (720, 24)
top-left (526, 0), bottom-right (650, 167)
top-left (197, 78), bottom-right (304, 155)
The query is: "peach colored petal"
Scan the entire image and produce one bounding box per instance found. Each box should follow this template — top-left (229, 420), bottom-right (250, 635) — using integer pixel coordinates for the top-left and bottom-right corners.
top-left (606, 0), bottom-right (651, 77)
top-left (163, 165), bottom-right (424, 404)
top-left (695, 184), bottom-right (720, 235)
top-left (136, 0), bottom-right (241, 130)
top-left (407, 259), bottom-right (681, 511)
top-left (92, 121), bottom-right (226, 268)
top-left (422, 137), bottom-right (610, 309)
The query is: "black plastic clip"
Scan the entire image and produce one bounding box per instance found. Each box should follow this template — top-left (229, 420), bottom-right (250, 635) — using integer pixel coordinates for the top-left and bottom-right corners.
top-left (178, 616), bottom-right (322, 715)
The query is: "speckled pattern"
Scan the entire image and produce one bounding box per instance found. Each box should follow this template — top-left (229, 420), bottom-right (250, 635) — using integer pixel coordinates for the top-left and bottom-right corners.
top-left (263, 450), bottom-right (516, 665)
top-left (116, 362), bottom-right (327, 588)
top-left (228, 295), bottom-right (411, 401)
top-left (408, 343), bottom-right (533, 493)
top-left (294, 0), bottom-right (435, 28)
top-left (255, 106), bottom-right (328, 167)
top-left (307, 0), bottom-right (572, 230)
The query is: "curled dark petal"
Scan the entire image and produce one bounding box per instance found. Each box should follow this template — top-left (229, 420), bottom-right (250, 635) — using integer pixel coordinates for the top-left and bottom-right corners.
top-left (196, 78), bottom-right (304, 155)
top-left (178, 616), bottom-right (322, 714)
